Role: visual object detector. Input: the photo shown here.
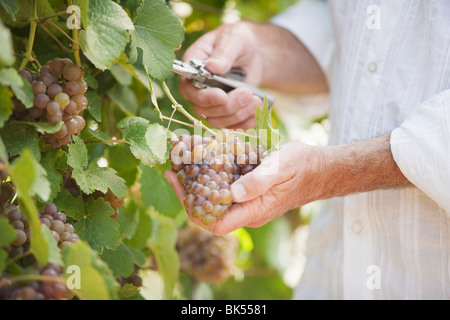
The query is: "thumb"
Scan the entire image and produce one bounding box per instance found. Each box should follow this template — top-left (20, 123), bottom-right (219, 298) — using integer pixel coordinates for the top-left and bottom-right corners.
top-left (230, 155), bottom-right (282, 202)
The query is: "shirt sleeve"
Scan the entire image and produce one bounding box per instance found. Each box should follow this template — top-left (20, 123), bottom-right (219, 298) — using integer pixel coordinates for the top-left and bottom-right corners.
top-left (270, 0), bottom-right (335, 81)
top-left (390, 89), bottom-right (450, 214)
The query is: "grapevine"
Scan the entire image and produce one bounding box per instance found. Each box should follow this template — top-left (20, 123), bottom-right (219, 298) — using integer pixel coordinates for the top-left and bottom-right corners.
top-left (0, 0), bottom-right (282, 301)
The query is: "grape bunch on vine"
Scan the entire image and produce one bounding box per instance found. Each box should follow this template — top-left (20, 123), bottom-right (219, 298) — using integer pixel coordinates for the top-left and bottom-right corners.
top-left (0, 0), bottom-right (280, 300)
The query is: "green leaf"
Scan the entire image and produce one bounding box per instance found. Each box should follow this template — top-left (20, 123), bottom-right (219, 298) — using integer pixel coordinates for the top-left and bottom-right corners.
top-left (41, 225), bottom-right (62, 265)
top-left (107, 143), bottom-right (139, 187)
top-left (28, 120), bottom-right (63, 134)
top-left (81, 0), bottom-right (134, 70)
top-left (0, 250), bottom-right (8, 274)
top-left (72, 197), bottom-right (120, 252)
top-left (139, 165), bottom-right (183, 218)
top-left (86, 128), bottom-right (110, 141)
top-left (0, 0), bottom-right (54, 28)
top-left (101, 242), bottom-right (145, 278)
top-left (68, 136), bottom-right (127, 197)
top-left (107, 84), bottom-right (138, 115)
top-left (0, 122), bottom-right (40, 160)
top-left (85, 91), bottom-right (101, 122)
top-left (117, 198), bottom-right (140, 239)
top-left (0, 68), bottom-right (33, 108)
top-left (0, 136), bottom-right (7, 162)
top-left (0, 0), bottom-right (19, 22)
top-left (53, 188), bottom-right (84, 220)
top-left (0, 19), bottom-right (15, 65)
top-left (128, 0), bottom-right (184, 80)
top-left (40, 150), bottom-right (65, 202)
top-left (63, 241), bottom-right (111, 300)
top-left (145, 123), bottom-right (167, 163)
top-left (123, 208), bottom-right (152, 250)
top-left (110, 64), bottom-right (133, 86)
top-left (30, 158), bottom-right (51, 202)
top-left (119, 283), bottom-right (144, 300)
top-left (0, 216), bottom-right (16, 247)
top-left (10, 149), bottom-right (49, 266)
top-left (255, 97), bottom-right (281, 151)
top-left (0, 86), bottom-right (13, 128)
top-left (148, 213), bottom-right (179, 299)
top-left (117, 116), bottom-right (166, 167)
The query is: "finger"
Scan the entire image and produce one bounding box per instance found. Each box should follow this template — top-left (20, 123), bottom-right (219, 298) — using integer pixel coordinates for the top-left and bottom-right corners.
top-left (207, 199), bottom-right (263, 236)
top-left (192, 87), bottom-right (254, 117)
top-left (164, 170), bottom-right (186, 204)
top-left (205, 24), bottom-right (255, 75)
top-left (179, 79), bottom-right (228, 107)
top-left (230, 150), bottom-right (286, 202)
top-left (228, 117), bottom-right (256, 131)
top-left (182, 31), bottom-right (216, 62)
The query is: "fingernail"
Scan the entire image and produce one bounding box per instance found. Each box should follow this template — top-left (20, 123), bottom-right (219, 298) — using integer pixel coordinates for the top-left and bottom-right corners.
top-left (231, 183), bottom-right (247, 201)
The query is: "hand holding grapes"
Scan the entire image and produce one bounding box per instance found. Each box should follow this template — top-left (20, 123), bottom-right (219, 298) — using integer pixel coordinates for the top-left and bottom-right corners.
top-left (166, 142), bottom-right (326, 236)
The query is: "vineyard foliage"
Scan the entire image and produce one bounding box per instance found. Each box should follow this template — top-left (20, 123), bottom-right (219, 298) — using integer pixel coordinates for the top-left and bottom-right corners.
top-left (0, 0), bottom-right (297, 300)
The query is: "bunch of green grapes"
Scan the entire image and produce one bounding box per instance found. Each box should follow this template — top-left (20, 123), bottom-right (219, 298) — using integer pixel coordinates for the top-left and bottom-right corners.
top-left (170, 130), bottom-right (266, 226)
top-left (14, 58), bottom-right (87, 148)
top-left (176, 225), bottom-right (238, 283)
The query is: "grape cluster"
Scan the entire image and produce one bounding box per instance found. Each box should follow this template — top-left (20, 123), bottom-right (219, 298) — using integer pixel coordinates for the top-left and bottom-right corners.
top-left (14, 58), bottom-right (87, 148)
top-left (170, 130), bottom-right (265, 226)
top-left (117, 265), bottom-right (142, 288)
top-left (176, 225), bottom-right (238, 283)
top-left (0, 264), bottom-right (68, 300)
top-left (2, 202), bottom-right (79, 259)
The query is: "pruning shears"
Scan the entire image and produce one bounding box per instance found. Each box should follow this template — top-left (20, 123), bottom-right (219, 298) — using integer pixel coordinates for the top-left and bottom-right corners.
top-left (172, 59), bottom-right (275, 108)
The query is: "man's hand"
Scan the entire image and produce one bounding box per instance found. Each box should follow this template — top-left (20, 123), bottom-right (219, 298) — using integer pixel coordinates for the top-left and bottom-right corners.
top-left (179, 22), bottom-right (263, 130)
top-left (165, 142), bottom-right (326, 235)
top-left (165, 134), bottom-right (411, 236)
top-left (179, 21), bottom-right (328, 130)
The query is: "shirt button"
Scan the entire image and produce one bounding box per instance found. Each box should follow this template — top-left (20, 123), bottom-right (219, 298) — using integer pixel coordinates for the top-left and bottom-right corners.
top-left (368, 61), bottom-right (377, 73)
top-left (352, 221), bottom-right (363, 235)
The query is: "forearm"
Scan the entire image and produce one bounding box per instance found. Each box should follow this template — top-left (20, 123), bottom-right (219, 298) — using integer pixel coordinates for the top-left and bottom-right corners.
top-left (319, 134), bottom-right (412, 200)
top-left (245, 21), bottom-right (328, 94)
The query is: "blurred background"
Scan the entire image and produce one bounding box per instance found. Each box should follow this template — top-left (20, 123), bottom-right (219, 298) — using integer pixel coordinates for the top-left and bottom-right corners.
top-left (141, 0), bottom-right (330, 300)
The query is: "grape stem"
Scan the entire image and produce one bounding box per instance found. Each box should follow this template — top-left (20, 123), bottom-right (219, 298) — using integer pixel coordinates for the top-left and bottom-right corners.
top-left (68, 0), bottom-right (81, 65)
top-left (38, 10), bottom-right (69, 22)
top-left (162, 81), bottom-right (216, 136)
top-left (43, 20), bottom-right (75, 43)
top-left (18, 0), bottom-right (38, 70)
top-left (10, 274), bottom-right (67, 285)
top-left (40, 24), bottom-right (74, 53)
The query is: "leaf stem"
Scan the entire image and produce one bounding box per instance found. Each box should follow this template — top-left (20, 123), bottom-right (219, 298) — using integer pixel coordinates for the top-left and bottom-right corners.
top-left (162, 81), bottom-right (216, 136)
top-left (43, 20), bottom-right (75, 42)
top-left (18, 1), bottom-right (38, 70)
top-left (38, 10), bottom-right (68, 22)
top-left (40, 24), bottom-right (74, 53)
top-left (10, 274), bottom-right (67, 284)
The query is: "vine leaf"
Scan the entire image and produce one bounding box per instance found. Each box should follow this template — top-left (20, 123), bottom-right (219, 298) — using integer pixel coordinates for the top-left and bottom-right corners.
top-left (0, 68), bottom-right (33, 108)
top-left (0, 0), bottom-right (19, 22)
top-left (0, 217), bottom-right (16, 272)
top-left (68, 135), bottom-right (127, 197)
top-left (128, 0), bottom-right (184, 81)
top-left (0, 19), bottom-right (14, 65)
top-left (117, 116), bottom-right (167, 167)
top-left (54, 189), bottom-right (121, 253)
top-left (0, 86), bottom-right (13, 128)
top-left (138, 164), bottom-right (183, 218)
top-left (63, 241), bottom-right (112, 300)
top-left (40, 149), bottom-right (66, 202)
top-left (80, 0), bottom-right (134, 70)
top-left (119, 283), bottom-right (144, 300)
top-left (148, 213), bottom-right (179, 299)
top-left (255, 97), bottom-right (281, 151)
top-left (123, 207), bottom-right (152, 250)
top-left (101, 242), bottom-right (146, 278)
top-left (9, 149), bottom-right (50, 266)
top-left (41, 226), bottom-right (62, 265)
top-left (0, 122), bottom-right (39, 162)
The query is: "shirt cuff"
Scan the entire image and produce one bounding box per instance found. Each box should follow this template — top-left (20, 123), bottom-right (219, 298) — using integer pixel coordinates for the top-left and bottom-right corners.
top-left (271, 0), bottom-right (335, 81)
top-left (390, 89), bottom-right (450, 214)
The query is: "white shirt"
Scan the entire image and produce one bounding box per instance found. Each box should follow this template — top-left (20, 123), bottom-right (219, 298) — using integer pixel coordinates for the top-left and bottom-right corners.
top-left (272, 0), bottom-right (450, 299)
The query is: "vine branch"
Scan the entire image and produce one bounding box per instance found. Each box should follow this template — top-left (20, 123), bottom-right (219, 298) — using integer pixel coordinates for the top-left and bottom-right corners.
top-left (19, 0), bottom-right (38, 70)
